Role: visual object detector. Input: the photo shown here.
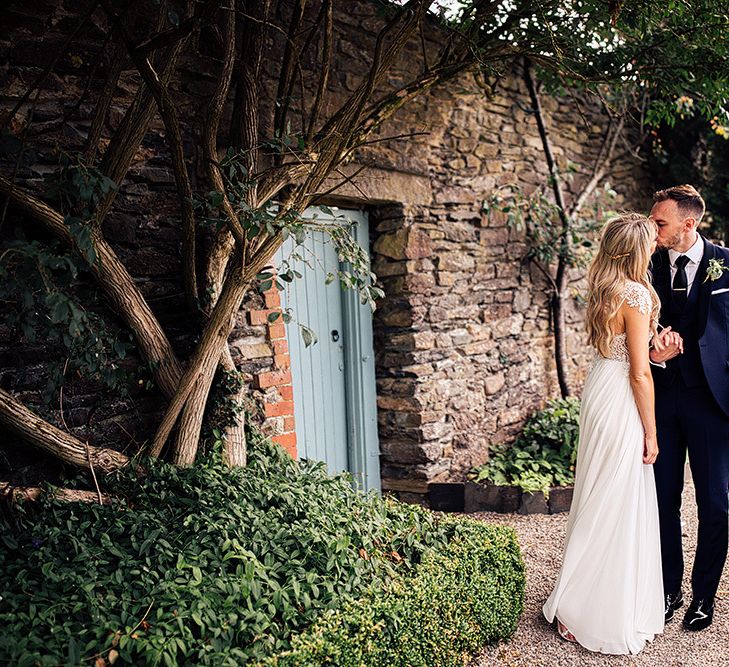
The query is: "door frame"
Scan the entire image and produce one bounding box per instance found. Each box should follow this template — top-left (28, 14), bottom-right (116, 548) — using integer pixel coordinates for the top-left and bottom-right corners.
top-left (339, 211), bottom-right (380, 493)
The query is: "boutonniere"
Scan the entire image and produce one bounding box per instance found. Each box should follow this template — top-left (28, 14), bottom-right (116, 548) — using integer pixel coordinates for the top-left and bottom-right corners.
top-left (704, 258), bottom-right (729, 283)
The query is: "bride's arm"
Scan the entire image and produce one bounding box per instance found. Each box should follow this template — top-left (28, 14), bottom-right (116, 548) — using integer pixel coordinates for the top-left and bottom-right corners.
top-left (623, 302), bottom-right (659, 464)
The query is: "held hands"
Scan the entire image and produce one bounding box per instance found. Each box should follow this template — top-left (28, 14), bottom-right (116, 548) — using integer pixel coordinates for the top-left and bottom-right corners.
top-left (643, 433), bottom-right (659, 465)
top-left (649, 326), bottom-right (683, 363)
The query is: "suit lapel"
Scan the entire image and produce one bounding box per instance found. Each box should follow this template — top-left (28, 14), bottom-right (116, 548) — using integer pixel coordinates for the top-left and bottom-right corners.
top-left (697, 236), bottom-right (715, 336)
top-left (651, 249), bottom-right (671, 313)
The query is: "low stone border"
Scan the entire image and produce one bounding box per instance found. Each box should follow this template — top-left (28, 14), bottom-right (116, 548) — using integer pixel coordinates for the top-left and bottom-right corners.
top-left (463, 481), bottom-right (573, 515)
top-left (425, 482), bottom-right (573, 515)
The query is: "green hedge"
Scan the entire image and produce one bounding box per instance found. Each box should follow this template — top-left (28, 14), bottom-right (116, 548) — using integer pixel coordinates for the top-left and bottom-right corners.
top-left (0, 435), bottom-right (524, 666)
top-left (260, 519), bottom-right (524, 667)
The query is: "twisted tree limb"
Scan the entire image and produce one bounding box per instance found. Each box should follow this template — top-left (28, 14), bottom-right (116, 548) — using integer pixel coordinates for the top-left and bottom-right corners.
top-left (164, 0), bottom-right (245, 466)
top-left (0, 483), bottom-right (115, 504)
top-left (84, 40), bottom-right (126, 161)
top-left (0, 389), bottom-right (129, 474)
top-left (104, 3), bottom-right (199, 311)
top-left (522, 58), bottom-right (641, 397)
top-left (523, 58), bottom-right (572, 397)
top-left (95, 1), bottom-right (197, 223)
top-left (149, 257), bottom-right (248, 458)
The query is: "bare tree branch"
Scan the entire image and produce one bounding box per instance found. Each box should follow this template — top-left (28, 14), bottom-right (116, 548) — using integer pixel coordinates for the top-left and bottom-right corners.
top-left (273, 0), bottom-right (309, 142)
top-left (0, 389), bottom-right (130, 474)
top-left (84, 41), bottom-right (126, 161)
top-left (204, 1), bottom-right (247, 249)
top-left (523, 56), bottom-right (571, 397)
top-left (102, 0), bottom-right (200, 309)
top-left (305, 0), bottom-right (332, 143)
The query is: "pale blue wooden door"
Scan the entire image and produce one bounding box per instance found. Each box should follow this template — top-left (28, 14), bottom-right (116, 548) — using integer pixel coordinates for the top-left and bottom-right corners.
top-left (276, 207), bottom-right (380, 492)
top-left (281, 224), bottom-right (348, 473)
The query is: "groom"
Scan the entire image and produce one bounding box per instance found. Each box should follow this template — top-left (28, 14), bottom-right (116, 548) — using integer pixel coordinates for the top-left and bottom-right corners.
top-left (649, 184), bottom-right (729, 632)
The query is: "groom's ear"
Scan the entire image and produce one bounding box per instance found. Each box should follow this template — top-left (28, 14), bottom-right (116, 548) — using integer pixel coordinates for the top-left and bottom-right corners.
top-left (684, 216), bottom-right (697, 230)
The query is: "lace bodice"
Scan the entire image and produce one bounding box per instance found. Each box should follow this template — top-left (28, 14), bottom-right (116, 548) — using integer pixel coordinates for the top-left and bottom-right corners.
top-left (606, 333), bottom-right (630, 362)
top-left (602, 281), bottom-right (653, 363)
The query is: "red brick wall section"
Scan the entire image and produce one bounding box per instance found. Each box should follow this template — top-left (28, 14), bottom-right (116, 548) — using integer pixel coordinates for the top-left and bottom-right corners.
top-left (250, 284), bottom-right (297, 458)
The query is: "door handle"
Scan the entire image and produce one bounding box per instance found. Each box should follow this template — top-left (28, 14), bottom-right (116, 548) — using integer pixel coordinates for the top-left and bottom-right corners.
top-left (331, 329), bottom-right (340, 342)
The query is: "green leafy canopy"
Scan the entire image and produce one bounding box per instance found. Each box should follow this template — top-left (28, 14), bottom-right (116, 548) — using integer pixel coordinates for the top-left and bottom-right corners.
top-left (444, 0), bottom-right (729, 126)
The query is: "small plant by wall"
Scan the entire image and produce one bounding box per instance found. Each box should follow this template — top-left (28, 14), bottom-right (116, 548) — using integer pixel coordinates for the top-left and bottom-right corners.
top-left (471, 397), bottom-right (580, 496)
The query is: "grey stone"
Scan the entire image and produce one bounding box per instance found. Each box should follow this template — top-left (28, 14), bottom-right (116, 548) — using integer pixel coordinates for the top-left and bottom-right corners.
top-left (548, 486), bottom-right (574, 514)
top-left (436, 253), bottom-right (475, 272)
top-left (380, 441), bottom-right (442, 464)
top-left (518, 491), bottom-right (549, 515)
top-left (464, 481), bottom-right (522, 513)
top-left (484, 372), bottom-right (505, 395)
top-left (373, 228), bottom-right (432, 260)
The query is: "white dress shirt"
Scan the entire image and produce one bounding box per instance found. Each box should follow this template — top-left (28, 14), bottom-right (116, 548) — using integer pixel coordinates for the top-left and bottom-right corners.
top-left (668, 234), bottom-right (703, 295)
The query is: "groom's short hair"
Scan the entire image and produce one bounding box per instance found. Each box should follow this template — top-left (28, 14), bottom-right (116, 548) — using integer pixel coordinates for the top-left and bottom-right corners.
top-left (653, 184), bottom-right (705, 221)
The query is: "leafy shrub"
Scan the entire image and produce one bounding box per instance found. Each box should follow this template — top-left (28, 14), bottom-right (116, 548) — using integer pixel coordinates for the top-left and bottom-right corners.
top-left (473, 397), bottom-right (580, 494)
top-left (259, 518), bottom-right (524, 667)
top-left (0, 434), bottom-right (523, 666)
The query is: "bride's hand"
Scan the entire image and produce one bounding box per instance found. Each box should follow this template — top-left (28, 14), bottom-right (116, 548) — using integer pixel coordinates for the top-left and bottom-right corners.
top-left (650, 327), bottom-right (683, 363)
top-left (652, 326), bottom-right (671, 352)
top-left (643, 433), bottom-right (659, 465)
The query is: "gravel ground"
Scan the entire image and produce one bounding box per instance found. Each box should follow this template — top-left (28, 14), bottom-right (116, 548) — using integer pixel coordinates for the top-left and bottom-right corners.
top-left (471, 475), bottom-right (729, 667)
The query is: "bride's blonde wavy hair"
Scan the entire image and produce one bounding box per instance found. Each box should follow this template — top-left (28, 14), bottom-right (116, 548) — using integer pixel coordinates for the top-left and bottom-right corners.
top-left (586, 212), bottom-right (660, 357)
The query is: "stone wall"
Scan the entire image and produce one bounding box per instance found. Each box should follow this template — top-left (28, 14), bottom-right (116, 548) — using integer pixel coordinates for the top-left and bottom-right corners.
top-left (0, 1), bottom-right (652, 497)
top-left (366, 75), bottom-right (653, 499)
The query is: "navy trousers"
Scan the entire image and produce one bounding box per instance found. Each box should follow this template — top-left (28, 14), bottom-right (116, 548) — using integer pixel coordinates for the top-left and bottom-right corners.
top-left (654, 378), bottom-right (729, 600)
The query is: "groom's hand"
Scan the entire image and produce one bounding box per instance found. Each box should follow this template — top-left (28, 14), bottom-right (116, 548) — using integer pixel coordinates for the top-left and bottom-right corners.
top-left (650, 327), bottom-right (683, 363)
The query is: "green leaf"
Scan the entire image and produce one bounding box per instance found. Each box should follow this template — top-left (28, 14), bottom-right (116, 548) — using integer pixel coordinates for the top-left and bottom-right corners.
top-left (209, 191), bottom-right (225, 208)
top-left (300, 326), bottom-right (317, 348)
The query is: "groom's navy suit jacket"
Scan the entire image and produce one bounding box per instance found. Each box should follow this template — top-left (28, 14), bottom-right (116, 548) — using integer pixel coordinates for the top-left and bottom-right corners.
top-left (651, 236), bottom-right (729, 600)
top-left (651, 237), bottom-right (729, 417)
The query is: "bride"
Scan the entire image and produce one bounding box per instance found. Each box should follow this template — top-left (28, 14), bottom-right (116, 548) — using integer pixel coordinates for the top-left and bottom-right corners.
top-left (543, 213), bottom-right (669, 654)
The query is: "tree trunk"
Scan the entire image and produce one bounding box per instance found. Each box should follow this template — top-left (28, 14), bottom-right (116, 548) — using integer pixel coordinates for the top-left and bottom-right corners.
top-left (523, 58), bottom-right (572, 397)
top-left (171, 374), bottom-right (215, 465)
top-left (192, 229), bottom-right (247, 466)
top-left (0, 389), bottom-right (130, 474)
top-left (171, 0), bottom-right (249, 466)
top-left (150, 227), bottom-right (285, 459)
top-left (220, 349), bottom-right (247, 467)
top-left (150, 261), bottom-right (248, 457)
top-left (552, 267), bottom-right (571, 399)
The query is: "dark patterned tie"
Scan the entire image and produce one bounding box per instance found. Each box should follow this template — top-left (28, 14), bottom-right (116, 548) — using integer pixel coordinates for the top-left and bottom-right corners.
top-left (673, 254), bottom-right (690, 307)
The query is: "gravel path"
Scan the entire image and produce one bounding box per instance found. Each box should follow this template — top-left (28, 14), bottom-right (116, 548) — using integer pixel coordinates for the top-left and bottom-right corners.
top-left (471, 476), bottom-right (729, 667)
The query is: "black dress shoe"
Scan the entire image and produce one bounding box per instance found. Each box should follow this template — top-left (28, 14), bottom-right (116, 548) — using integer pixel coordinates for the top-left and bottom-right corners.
top-left (664, 590), bottom-right (684, 623)
top-left (683, 598), bottom-right (715, 631)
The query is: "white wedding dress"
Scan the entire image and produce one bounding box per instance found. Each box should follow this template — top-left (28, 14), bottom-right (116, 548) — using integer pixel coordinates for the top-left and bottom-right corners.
top-left (543, 281), bottom-right (664, 654)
